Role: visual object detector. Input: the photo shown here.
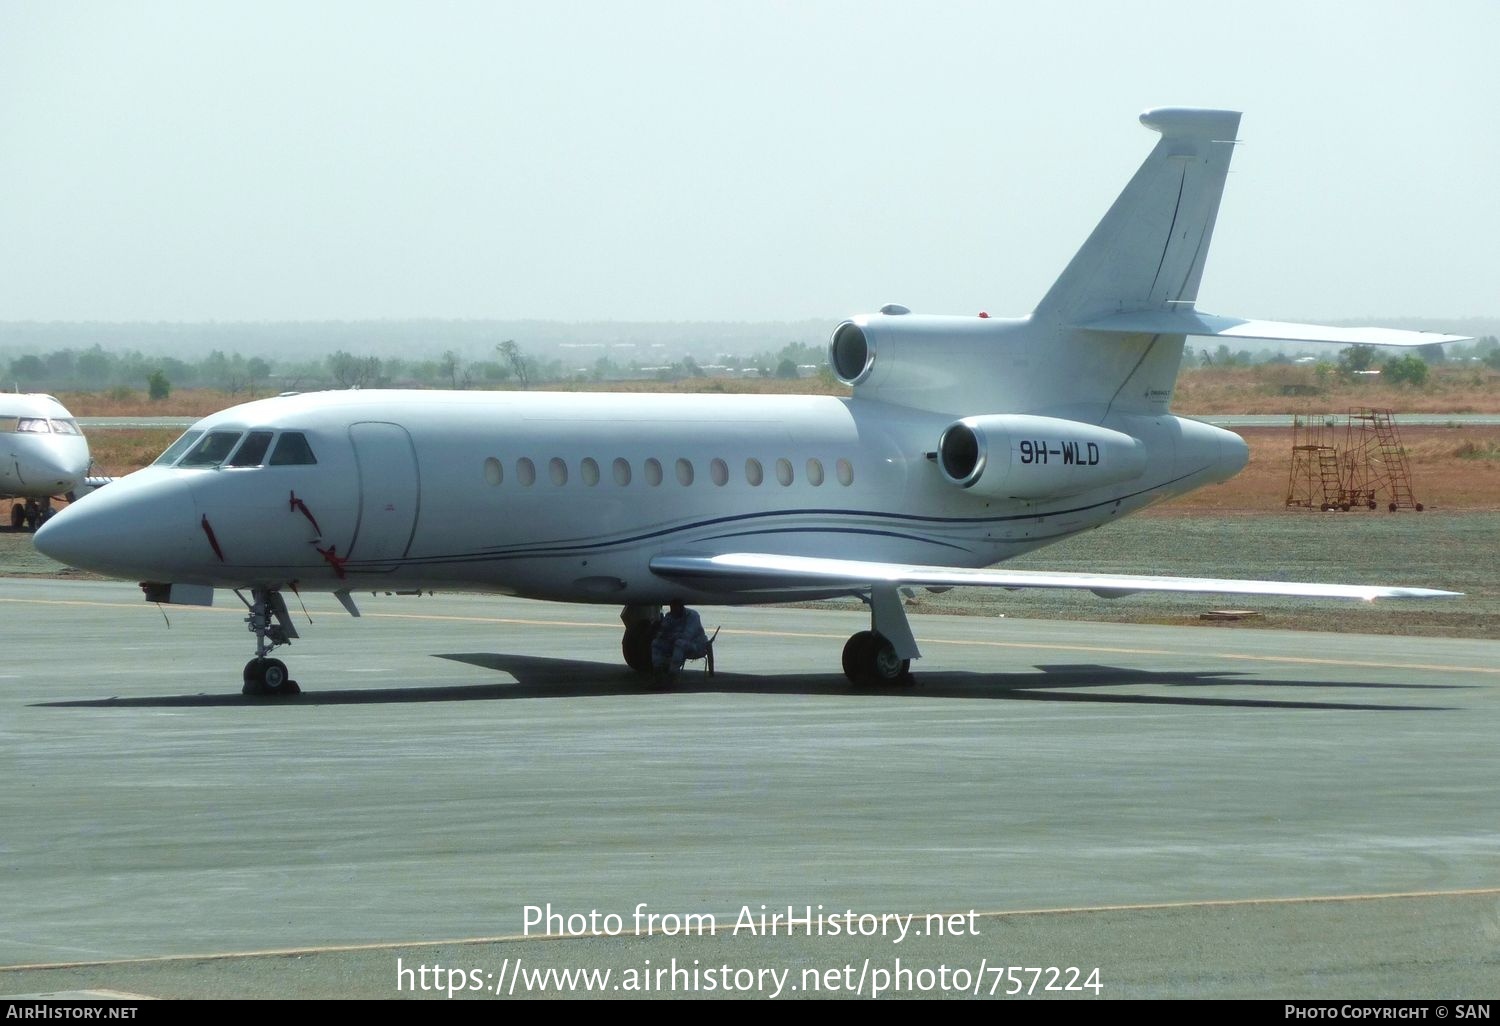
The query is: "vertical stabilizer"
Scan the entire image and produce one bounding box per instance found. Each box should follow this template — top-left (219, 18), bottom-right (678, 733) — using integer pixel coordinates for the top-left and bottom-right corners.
top-left (1033, 108), bottom-right (1241, 325)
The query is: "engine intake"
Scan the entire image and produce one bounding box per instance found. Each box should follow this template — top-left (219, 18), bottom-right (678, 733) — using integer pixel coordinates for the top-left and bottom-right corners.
top-left (829, 321), bottom-right (874, 385)
top-left (825, 313), bottom-right (1001, 399)
top-left (937, 414), bottom-right (1146, 500)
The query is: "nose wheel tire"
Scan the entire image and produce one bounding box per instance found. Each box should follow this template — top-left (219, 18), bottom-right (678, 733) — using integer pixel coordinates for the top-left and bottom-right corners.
top-left (243, 657), bottom-right (300, 696)
top-left (842, 630), bottom-right (913, 687)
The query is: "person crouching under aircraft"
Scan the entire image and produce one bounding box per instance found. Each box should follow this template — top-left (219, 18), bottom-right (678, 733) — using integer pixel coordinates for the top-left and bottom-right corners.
top-left (652, 600), bottom-right (709, 684)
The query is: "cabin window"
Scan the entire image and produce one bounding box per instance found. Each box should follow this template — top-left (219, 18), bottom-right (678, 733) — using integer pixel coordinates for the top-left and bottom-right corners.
top-left (776, 458), bottom-right (794, 486)
top-left (228, 431), bottom-right (275, 467)
top-left (179, 431), bottom-right (244, 468)
top-left (710, 458), bottom-right (728, 486)
top-left (644, 458), bottom-right (663, 486)
top-left (613, 457), bottom-right (631, 486)
top-left (837, 458), bottom-right (854, 486)
top-left (154, 430), bottom-right (203, 465)
top-left (268, 432), bottom-right (317, 466)
top-left (745, 458), bottom-right (763, 486)
top-left (549, 457), bottom-right (568, 486)
top-left (675, 458), bottom-right (694, 486)
top-left (516, 457), bottom-right (536, 486)
top-left (806, 458), bottom-right (825, 486)
top-left (581, 457), bottom-right (600, 486)
top-left (484, 457), bottom-right (503, 486)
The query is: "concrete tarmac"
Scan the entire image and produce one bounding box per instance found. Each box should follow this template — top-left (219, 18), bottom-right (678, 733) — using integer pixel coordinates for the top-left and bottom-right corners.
top-left (1, 579), bottom-right (1497, 998)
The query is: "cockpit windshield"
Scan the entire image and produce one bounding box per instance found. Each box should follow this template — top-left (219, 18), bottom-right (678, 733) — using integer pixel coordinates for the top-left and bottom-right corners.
top-left (177, 431), bottom-right (244, 468)
top-left (0, 415), bottom-right (78, 435)
top-left (154, 428), bottom-right (318, 468)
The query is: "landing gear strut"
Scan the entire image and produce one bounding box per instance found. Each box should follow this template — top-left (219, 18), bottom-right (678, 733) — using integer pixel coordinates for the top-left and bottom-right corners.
top-left (239, 588), bottom-right (301, 696)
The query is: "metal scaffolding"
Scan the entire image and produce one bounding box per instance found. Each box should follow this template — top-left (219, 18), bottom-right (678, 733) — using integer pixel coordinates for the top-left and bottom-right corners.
top-left (1284, 407), bottom-right (1422, 512)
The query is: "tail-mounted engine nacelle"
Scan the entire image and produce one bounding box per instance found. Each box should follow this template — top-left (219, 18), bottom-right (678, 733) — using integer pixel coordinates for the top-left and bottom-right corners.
top-left (937, 414), bottom-right (1147, 500)
top-left (827, 314), bottom-right (1000, 394)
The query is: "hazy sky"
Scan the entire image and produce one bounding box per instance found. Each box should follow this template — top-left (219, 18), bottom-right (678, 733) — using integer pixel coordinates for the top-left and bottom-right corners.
top-left (2, 1), bottom-right (1495, 324)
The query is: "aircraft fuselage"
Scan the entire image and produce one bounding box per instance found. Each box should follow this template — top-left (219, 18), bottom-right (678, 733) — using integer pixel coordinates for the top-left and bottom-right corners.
top-left (46, 388), bottom-right (1247, 604)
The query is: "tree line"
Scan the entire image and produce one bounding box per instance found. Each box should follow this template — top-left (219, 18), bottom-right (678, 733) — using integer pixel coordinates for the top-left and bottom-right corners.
top-left (4, 338), bottom-right (835, 397)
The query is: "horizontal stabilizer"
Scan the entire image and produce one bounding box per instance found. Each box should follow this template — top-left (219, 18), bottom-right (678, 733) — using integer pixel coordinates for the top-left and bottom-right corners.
top-left (1082, 310), bottom-right (1471, 347)
top-left (651, 552), bottom-right (1460, 601)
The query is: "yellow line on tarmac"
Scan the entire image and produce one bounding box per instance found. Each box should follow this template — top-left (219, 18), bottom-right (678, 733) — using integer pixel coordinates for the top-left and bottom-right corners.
top-left (365, 611), bottom-right (613, 629)
top-left (966, 885), bottom-right (1500, 920)
top-left (922, 635), bottom-right (1175, 656)
top-left (2, 596), bottom-right (1494, 674)
top-left (0, 597), bottom-right (167, 612)
top-left (1213, 652), bottom-right (1500, 675)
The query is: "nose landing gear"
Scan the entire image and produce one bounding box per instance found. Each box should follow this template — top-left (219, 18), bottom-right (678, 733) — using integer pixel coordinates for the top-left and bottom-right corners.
top-left (239, 588), bottom-right (301, 696)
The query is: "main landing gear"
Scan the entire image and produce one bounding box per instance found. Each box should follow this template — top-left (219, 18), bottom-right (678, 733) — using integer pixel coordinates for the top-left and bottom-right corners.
top-left (618, 587), bottom-right (921, 688)
top-left (239, 587), bottom-right (302, 696)
top-left (842, 585), bottom-right (918, 687)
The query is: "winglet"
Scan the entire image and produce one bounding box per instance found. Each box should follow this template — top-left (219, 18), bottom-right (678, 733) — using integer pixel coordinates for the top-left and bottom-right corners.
top-left (1139, 107), bottom-right (1242, 140)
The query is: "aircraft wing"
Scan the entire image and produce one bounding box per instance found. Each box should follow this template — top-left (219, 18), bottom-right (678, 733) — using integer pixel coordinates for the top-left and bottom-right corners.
top-left (1081, 310), bottom-right (1470, 347)
top-left (649, 552), bottom-right (1460, 601)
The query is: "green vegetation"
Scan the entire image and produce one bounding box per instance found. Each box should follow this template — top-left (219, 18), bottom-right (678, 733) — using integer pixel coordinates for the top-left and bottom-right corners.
top-left (147, 369), bottom-right (171, 400)
top-left (1381, 353), bottom-right (1429, 387)
top-left (5, 332), bottom-right (1498, 400)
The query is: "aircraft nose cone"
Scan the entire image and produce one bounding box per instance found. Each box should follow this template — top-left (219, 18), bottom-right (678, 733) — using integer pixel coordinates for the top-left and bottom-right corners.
top-left (32, 494), bottom-right (127, 572)
top-left (15, 441), bottom-right (90, 492)
top-left (34, 473), bottom-right (199, 578)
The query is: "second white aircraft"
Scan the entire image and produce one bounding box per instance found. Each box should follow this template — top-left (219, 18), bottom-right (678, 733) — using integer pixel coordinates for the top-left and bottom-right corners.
top-left (35, 108), bottom-right (1463, 695)
top-left (2, 392), bottom-right (92, 530)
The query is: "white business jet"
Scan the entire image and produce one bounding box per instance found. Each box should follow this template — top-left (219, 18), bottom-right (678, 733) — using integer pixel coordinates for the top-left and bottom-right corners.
top-left (35, 108), bottom-right (1464, 695)
top-left (2, 393), bottom-right (92, 530)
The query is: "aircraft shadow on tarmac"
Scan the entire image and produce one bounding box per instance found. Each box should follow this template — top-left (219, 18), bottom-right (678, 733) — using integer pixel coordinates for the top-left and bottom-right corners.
top-left (35, 652), bottom-right (1467, 712)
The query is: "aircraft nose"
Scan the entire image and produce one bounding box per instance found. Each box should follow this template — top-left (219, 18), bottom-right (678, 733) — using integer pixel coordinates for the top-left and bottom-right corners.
top-left (16, 441), bottom-right (90, 492)
top-left (34, 472), bottom-right (200, 579)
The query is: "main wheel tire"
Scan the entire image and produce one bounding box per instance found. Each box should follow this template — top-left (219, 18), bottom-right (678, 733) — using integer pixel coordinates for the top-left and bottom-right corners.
top-left (9, 504), bottom-right (23, 530)
top-left (843, 631), bottom-right (911, 686)
top-left (622, 620), bottom-right (655, 674)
